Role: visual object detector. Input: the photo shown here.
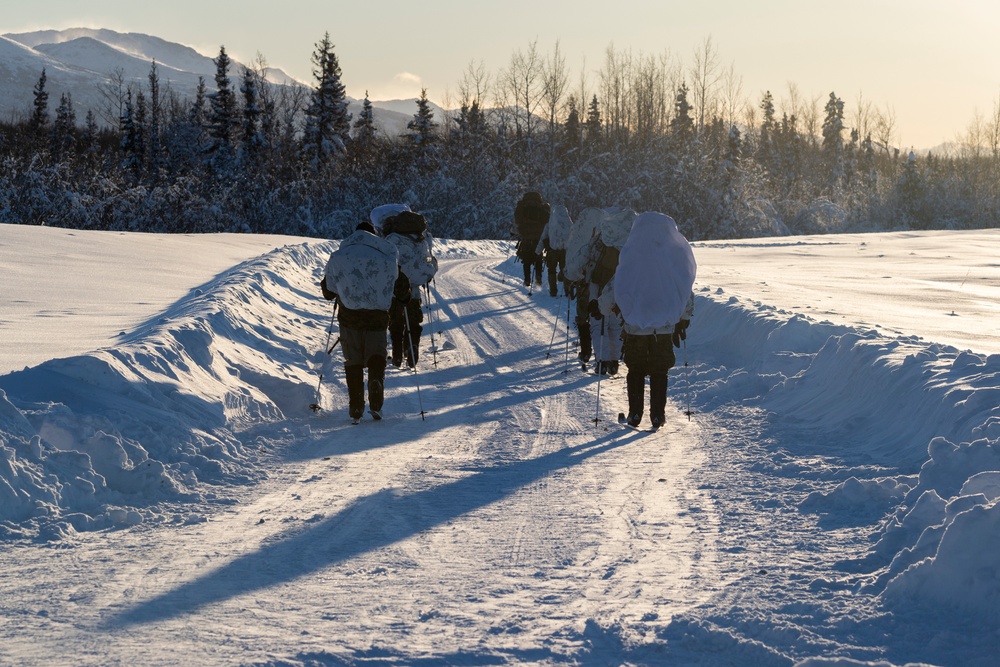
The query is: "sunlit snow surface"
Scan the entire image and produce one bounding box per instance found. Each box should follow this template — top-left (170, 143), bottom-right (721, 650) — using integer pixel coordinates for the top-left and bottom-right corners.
top-left (1, 222), bottom-right (999, 666)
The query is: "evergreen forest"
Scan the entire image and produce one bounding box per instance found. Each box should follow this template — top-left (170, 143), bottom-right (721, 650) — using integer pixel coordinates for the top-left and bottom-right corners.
top-left (2, 35), bottom-right (998, 241)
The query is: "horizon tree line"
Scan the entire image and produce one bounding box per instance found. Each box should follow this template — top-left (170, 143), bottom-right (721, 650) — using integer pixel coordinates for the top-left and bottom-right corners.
top-left (1, 34), bottom-right (999, 240)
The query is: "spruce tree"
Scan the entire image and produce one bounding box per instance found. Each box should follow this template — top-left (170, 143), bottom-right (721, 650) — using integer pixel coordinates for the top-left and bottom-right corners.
top-left (353, 92), bottom-right (376, 145)
top-left (301, 32), bottom-right (352, 170)
top-left (29, 69), bottom-right (50, 136)
top-left (407, 89), bottom-right (437, 146)
top-left (822, 92), bottom-right (846, 191)
top-left (206, 46), bottom-right (238, 170)
top-left (119, 89), bottom-right (141, 179)
top-left (146, 60), bottom-right (163, 179)
top-left (585, 94), bottom-right (602, 146)
top-left (240, 67), bottom-right (265, 168)
top-left (670, 83), bottom-right (694, 140)
top-left (50, 92), bottom-right (76, 160)
top-left (563, 96), bottom-right (581, 151)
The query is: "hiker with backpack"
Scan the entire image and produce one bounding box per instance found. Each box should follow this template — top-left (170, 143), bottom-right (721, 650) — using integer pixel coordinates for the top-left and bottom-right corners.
top-left (381, 209), bottom-right (438, 368)
top-left (583, 207), bottom-right (635, 375)
top-left (513, 192), bottom-right (550, 289)
top-left (535, 204), bottom-right (574, 297)
top-left (599, 211), bottom-right (697, 429)
top-left (320, 221), bottom-right (410, 423)
top-left (563, 207), bottom-right (606, 366)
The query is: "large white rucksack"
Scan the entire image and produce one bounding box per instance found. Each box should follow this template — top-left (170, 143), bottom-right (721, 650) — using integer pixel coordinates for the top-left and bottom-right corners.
top-left (564, 207), bottom-right (605, 282)
top-left (384, 211), bottom-right (438, 287)
top-left (546, 205), bottom-right (574, 250)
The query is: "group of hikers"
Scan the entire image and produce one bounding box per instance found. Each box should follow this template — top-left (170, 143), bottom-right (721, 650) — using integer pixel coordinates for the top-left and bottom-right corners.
top-left (320, 191), bottom-right (696, 429)
top-left (320, 205), bottom-right (438, 423)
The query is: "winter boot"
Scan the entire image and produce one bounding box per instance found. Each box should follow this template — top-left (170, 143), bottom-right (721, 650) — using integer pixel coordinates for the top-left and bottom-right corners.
top-left (649, 373), bottom-right (668, 429)
top-left (390, 334), bottom-right (404, 368)
top-left (345, 364), bottom-right (365, 420)
top-left (576, 317), bottom-right (592, 363)
top-left (626, 372), bottom-right (645, 426)
top-left (367, 355), bottom-right (386, 414)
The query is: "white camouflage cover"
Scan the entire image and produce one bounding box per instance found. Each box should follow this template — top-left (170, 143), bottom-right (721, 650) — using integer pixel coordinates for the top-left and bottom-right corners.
top-left (324, 230), bottom-right (399, 311)
top-left (563, 208), bottom-right (604, 282)
top-left (600, 207), bottom-right (637, 249)
top-left (386, 232), bottom-right (438, 290)
top-left (546, 205), bottom-right (573, 250)
top-left (369, 204), bottom-right (410, 234)
top-left (615, 212), bottom-right (697, 332)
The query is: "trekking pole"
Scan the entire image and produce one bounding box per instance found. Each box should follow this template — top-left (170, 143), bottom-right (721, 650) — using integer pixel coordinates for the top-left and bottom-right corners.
top-left (503, 239), bottom-right (514, 284)
top-left (310, 303), bottom-right (338, 412)
top-left (593, 318), bottom-right (606, 424)
top-left (544, 304), bottom-right (561, 359)
top-left (424, 282), bottom-right (439, 367)
top-left (562, 293), bottom-right (572, 374)
top-left (403, 306), bottom-right (427, 421)
top-left (683, 337), bottom-right (693, 421)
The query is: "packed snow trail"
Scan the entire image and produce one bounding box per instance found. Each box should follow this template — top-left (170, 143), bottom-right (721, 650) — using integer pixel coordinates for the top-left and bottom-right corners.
top-left (0, 248), bottom-right (722, 666)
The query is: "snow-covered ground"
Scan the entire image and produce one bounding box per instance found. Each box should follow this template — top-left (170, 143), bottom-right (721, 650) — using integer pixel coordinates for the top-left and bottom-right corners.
top-left (2, 222), bottom-right (1000, 666)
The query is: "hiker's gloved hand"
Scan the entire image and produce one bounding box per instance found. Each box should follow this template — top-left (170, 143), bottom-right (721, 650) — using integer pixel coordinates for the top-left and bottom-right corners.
top-left (588, 299), bottom-right (603, 321)
top-left (320, 277), bottom-right (335, 301)
top-left (672, 319), bottom-right (689, 347)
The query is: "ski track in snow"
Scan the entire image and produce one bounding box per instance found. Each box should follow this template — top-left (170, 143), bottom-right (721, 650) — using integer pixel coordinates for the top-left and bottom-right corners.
top-left (0, 249), bottom-right (721, 666)
top-left (6, 235), bottom-right (1000, 666)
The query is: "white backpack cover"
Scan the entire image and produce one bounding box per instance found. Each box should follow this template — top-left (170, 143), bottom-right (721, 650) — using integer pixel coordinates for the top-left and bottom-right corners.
top-left (600, 207), bottom-right (637, 249)
top-left (325, 231), bottom-right (400, 311)
top-left (615, 212), bottom-right (696, 331)
top-left (387, 232), bottom-right (438, 288)
top-left (547, 205), bottom-right (574, 250)
top-left (369, 203), bottom-right (410, 234)
top-left (563, 207), bottom-right (604, 282)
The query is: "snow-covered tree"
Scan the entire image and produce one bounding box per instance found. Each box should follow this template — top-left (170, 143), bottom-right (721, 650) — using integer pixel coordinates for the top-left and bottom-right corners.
top-left (146, 60), bottom-right (164, 179)
top-left (239, 67), bottom-right (265, 169)
top-left (50, 93), bottom-right (76, 160)
top-left (29, 69), bottom-right (50, 137)
top-left (822, 91), bottom-right (845, 190)
top-left (206, 46), bottom-right (238, 171)
top-left (670, 82), bottom-right (694, 141)
top-left (584, 94), bottom-right (602, 147)
top-left (301, 32), bottom-right (352, 171)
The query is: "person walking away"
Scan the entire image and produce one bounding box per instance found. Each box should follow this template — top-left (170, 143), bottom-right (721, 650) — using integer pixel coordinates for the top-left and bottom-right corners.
top-left (513, 192), bottom-right (549, 288)
top-left (320, 221), bottom-right (405, 423)
top-left (585, 207), bottom-right (635, 375)
top-left (535, 204), bottom-right (573, 297)
top-left (605, 212), bottom-right (696, 429)
top-left (382, 210), bottom-right (438, 368)
top-left (563, 207), bottom-right (606, 365)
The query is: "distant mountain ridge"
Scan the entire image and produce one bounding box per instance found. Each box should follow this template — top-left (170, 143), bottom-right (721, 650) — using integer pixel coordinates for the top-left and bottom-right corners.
top-left (0, 27), bottom-right (446, 136)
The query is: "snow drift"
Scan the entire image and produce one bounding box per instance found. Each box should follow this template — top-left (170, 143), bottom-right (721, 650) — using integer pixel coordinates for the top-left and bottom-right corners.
top-left (0, 241), bottom-right (333, 538)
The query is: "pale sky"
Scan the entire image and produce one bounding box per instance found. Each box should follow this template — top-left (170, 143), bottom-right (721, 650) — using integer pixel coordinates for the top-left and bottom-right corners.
top-left (4, 0), bottom-right (1000, 150)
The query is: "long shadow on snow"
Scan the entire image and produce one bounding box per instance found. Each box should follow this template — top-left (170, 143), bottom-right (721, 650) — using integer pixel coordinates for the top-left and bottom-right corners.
top-left (108, 428), bottom-right (644, 628)
top-left (285, 342), bottom-right (603, 462)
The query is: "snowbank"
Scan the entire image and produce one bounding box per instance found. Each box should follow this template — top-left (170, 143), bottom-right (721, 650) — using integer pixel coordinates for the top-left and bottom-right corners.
top-left (690, 284), bottom-right (1000, 636)
top-left (0, 241), bottom-right (332, 539)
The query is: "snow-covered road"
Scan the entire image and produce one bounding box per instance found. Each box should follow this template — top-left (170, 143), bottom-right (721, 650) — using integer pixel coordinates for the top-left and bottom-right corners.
top-left (1, 252), bottom-right (722, 665)
top-left (5, 229), bottom-right (1000, 666)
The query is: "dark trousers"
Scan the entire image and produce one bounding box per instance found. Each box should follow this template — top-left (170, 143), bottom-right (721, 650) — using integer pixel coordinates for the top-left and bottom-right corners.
top-left (622, 333), bottom-right (676, 420)
top-left (545, 248), bottom-right (567, 296)
top-left (573, 282), bottom-right (592, 362)
top-left (517, 239), bottom-right (543, 285)
top-left (341, 326), bottom-right (388, 418)
top-left (388, 296), bottom-right (423, 367)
